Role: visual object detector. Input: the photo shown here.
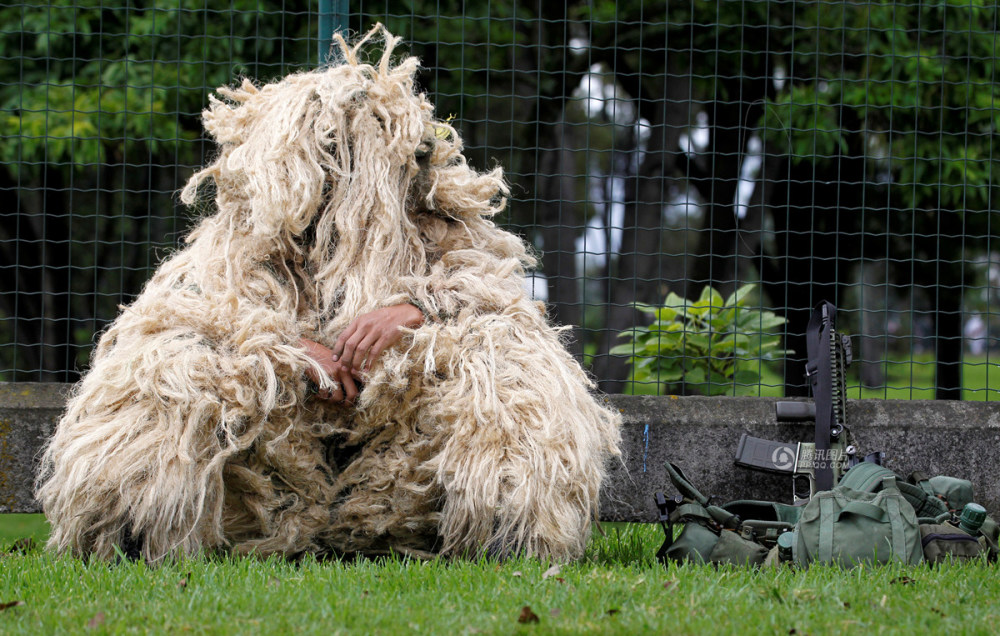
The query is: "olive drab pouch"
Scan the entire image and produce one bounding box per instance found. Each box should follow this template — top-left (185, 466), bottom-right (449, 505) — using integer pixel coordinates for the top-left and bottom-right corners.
top-left (655, 463), bottom-right (788, 566)
top-left (919, 523), bottom-right (989, 563)
top-left (707, 529), bottom-right (768, 565)
top-left (916, 473), bottom-right (975, 511)
top-left (658, 519), bottom-right (769, 566)
top-left (791, 476), bottom-right (924, 567)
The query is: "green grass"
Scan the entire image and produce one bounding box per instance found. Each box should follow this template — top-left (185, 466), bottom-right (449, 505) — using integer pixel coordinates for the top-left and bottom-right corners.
top-left (846, 355), bottom-right (1000, 401)
top-left (2, 519), bottom-right (998, 634)
top-left (624, 354), bottom-right (1000, 400)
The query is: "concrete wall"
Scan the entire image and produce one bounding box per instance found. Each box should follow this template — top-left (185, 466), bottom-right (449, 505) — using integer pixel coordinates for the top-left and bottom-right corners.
top-left (3, 383), bottom-right (998, 519)
top-left (0, 383), bottom-right (65, 513)
top-left (600, 394), bottom-right (1000, 521)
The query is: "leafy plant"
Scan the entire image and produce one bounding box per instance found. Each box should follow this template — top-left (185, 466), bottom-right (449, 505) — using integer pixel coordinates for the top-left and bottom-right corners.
top-left (611, 284), bottom-right (790, 396)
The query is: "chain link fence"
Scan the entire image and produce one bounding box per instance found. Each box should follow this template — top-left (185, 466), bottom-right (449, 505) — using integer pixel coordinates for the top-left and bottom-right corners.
top-left (3, 1), bottom-right (998, 400)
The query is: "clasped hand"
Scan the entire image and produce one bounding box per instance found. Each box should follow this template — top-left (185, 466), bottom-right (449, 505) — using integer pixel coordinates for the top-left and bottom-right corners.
top-left (301, 303), bottom-right (424, 404)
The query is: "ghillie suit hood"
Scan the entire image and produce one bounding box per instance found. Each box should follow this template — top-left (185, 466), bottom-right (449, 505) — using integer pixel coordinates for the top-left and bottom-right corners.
top-left (37, 25), bottom-right (621, 562)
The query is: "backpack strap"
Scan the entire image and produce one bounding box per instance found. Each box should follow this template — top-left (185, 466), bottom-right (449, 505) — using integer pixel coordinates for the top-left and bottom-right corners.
top-left (884, 487), bottom-right (909, 562)
top-left (662, 463), bottom-right (740, 529)
top-left (908, 471), bottom-right (938, 498)
top-left (842, 464), bottom-right (948, 518)
top-left (818, 496), bottom-right (837, 562)
top-left (665, 462), bottom-right (711, 506)
top-left (898, 481), bottom-right (949, 517)
top-left (839, 462), bottom-right (896, 492)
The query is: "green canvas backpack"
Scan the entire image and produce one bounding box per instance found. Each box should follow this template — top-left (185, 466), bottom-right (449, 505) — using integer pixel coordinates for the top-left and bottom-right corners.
top-left (790, 475), bottom-right (924, 567)
top-left (836, 463), bottom-right (999, 563)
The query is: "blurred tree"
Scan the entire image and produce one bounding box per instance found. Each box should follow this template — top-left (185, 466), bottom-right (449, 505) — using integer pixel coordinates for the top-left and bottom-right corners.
top-left (5, 0), bottom-right (997, 400)
top-left (0, 0), bottom-right (311, 380)
top-left (755, 0), bottom-right (1000, 398)
top-left (581, 0), bottom-right (999, 397)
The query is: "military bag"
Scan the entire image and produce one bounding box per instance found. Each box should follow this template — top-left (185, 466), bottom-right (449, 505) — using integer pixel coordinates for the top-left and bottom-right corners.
top-left (919, 522), bottom-right (990, 563)
top-left (790, 475), bottom-right (923, 567)
top-left (655, 463), bottom-right (796, 566)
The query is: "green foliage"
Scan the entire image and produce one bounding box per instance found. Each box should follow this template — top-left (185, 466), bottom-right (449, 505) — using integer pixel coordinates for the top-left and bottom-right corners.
top-left (0, 1), bottom-right (313, 379)
top-left (0, 0), bottom-right (311, 175)
top-left (755, 0), bottom-right (1000, 214)
top-left (611, 284), bottom-right (790, 396)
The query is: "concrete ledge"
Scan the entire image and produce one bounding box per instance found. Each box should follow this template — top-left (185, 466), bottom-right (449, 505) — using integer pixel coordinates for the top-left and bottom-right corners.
top-left (0, 383), bottom-right (67, 513)
top-left (3, 383), bottom-right (999, 520)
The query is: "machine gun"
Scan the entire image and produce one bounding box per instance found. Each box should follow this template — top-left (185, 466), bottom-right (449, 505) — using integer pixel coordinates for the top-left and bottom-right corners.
top-left (734, 301), bottom-right (881, 503)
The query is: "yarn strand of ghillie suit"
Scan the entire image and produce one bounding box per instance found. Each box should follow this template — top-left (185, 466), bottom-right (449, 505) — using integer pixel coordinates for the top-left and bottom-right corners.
top-left (36, 24), bottom-right (621, 563)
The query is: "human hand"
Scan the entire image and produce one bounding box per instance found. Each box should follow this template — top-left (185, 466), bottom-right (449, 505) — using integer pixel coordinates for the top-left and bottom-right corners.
top-left (331, 304), bottom-right (425, 374)
top-left (300, 337), bottom-right (360, 404)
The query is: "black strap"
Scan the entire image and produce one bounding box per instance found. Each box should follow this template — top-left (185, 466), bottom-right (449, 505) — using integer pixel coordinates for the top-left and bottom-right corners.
top-left (806, 301), bottom-right (836, 491)
top-left (654, 491), bottom-right (675, 560)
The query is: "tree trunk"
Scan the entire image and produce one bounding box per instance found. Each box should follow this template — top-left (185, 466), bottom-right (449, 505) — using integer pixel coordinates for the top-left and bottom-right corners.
top-left (858, 259), bottom-right (888, 389)
top-left (538, 120), bottom-right (584, 359)
top-left (690, 95), bottom-right (762, 297)
top-left (593, 78), bottom-right (691, 392)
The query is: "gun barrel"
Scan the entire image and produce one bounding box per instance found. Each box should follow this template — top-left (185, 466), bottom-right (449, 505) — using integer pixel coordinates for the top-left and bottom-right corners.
top-left (775, 401), bottom-right (817, 422)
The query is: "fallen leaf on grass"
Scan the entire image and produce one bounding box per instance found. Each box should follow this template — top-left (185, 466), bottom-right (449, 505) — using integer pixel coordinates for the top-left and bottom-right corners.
top-left (890, 576), bottom-right (915, 585)
top-left (0, 601), bottom-right (25, 611)
top-left (880, 594), bottom-right (887, 608)
top-left (663, 580), bottom-right (677, 590)
top-left (518, 605), bottom-right (539, 624)
top-left (542, 564), bottom-right (561, 580)
top-left (87, 612), bottom-right (106, 629)
top-left (178, 572), bottom-right (192, 589)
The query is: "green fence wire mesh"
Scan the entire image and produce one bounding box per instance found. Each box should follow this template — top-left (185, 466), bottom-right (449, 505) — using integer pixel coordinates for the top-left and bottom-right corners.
top-left (3, 1), bottom-right (998, 400)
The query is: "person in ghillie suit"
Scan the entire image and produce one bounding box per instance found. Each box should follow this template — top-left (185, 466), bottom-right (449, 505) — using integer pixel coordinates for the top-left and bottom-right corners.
top-left (36, 25), bottom-right (622, 562)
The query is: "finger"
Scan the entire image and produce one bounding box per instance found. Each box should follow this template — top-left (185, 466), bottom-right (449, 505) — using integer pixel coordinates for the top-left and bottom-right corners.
top-left (317, 385), bottom-right (335, 402)
top-left (354, 331), bottom-right (381, 372)
top-left (337, 367), bottom-right (359, 404)
top-left (364, 334), bottom-right (394, 372)
top-left (332, 321), bottom-right (360, 359)
top-left (339, 329), bottom-right (370, 370)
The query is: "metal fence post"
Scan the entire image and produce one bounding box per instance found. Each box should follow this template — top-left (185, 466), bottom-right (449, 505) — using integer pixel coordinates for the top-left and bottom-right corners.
top-left (318, 0), bottom-right (349, 65)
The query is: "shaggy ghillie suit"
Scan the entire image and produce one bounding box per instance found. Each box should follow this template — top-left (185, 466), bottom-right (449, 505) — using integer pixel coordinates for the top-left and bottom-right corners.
top-left (37, 26), bottom-right (621, 562)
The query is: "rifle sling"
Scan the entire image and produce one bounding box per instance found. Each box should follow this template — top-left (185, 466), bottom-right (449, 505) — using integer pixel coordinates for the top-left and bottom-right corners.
top-left (807, 301), bottom-right (836, 491)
